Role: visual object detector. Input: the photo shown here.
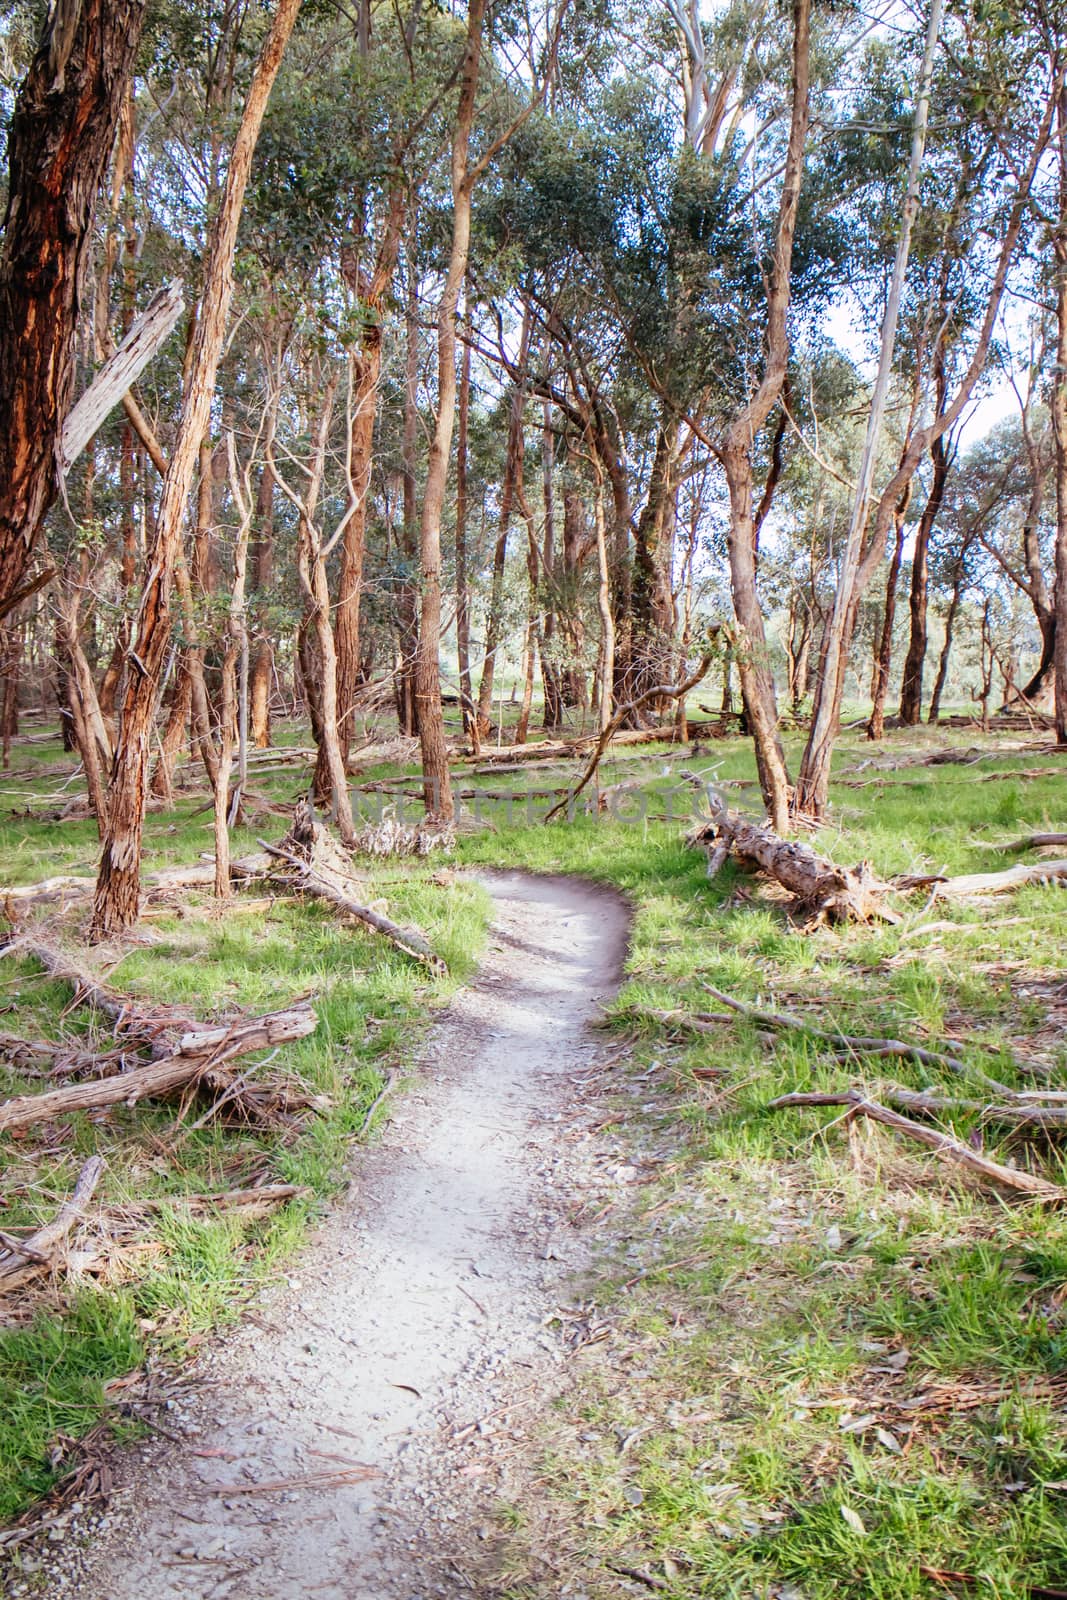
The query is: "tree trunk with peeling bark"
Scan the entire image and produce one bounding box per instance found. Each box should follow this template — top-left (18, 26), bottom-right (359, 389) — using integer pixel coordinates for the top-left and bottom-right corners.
top-left (0, 0), bottom-right (146, 624)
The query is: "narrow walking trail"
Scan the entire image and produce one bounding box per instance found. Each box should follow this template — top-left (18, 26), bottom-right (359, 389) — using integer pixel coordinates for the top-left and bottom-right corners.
top-left (76, 870), bottom-right (630, 1600)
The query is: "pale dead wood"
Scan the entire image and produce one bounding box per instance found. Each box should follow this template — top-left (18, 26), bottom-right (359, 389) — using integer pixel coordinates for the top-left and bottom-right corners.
top-left (1, 935), bottom-right (198, 1048)
top-left (701, 983), bottom-right (1015, 1096)
top-left (933, 859), bottom-right (1067, 899)
top-left (768, 1091), bottom-right (1066, 1201)
top-left (138, 1183), bottom-right (307, 1214)
top-left (0, 1156), bottom-right (106, 1291)
top-left (258, 802), bottom-right (444, 972)
top-left (59, 281), bottom-right (184, 472)
top-left (885, 1087), bottom-right (1067, 1129)
top-left (687, 808), bottom-right (893, 924)
top-left (0, 1004), bottom-right (316, 1133)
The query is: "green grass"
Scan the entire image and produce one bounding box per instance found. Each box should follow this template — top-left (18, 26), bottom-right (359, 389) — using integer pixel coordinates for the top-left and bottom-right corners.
top-left (450, 722), bottom-right (1067, 1597)
top-left (0, 731), bottom-right (489, 1522)
top-left (3, 712), bottom-right (1067, 1592)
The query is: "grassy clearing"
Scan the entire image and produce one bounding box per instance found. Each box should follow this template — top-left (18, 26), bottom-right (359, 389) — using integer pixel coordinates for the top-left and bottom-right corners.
top-left (0, 737), bottom-right (487, 1524)
top-left (451, 725), bottom-right (1067, 1597)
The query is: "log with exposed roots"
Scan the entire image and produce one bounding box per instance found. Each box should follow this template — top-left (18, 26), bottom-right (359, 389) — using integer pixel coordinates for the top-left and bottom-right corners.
top-left (687, 807), bottom-right (892, 924)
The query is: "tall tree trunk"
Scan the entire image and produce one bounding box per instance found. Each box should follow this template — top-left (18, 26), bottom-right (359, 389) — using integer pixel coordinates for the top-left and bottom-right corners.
top-left (900, 375), bottom-right (952, 724)
top-left (1055, 83), bottom-right (1067, 748)
top-left (477, 312), bottom-right (532, 735)
top-left (627, 418), bottom-right (680, 712)
top-left (396, 266), bottom-right (421, 736)
top-left (795, 0), bottom-right (943, 813)
top-left (928, 550), bottom-right (967, 723)
top-left (797, 20), bottom-right (1054, 812)
top-left (594, 478), bottom-right (615, 734)
top-left (90, 0), bottom-right (301, 940)
top-left (0, 0), bottom-right (146, 622)
top-left (455, 288), bottom-right (477, 748)
top-left (867, 494), bottom-right (908, 741)
top-left (249, 451), bottom-right (276, 749)
top-left (720, 0), bottom-right (811, 834)
top-left (415, 2), bottom-right (494, 820)
top-left (541, 398), bottom-right (564, 729)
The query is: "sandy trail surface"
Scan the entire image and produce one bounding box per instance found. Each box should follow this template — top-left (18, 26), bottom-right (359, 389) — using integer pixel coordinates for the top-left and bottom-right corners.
top-left (70, 869), bottom-right (630, 1600)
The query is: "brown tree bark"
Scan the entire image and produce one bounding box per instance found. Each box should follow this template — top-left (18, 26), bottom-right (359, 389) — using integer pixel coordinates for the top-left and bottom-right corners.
top-left (455, 287), bottom-right (477, 747)
top-left (249, 452), bottom-right (276, 749)
top-left (396, 265), bottom-right (421, 736)
top-left (0, 0), bottom-right (146, 623)
top-left (90, 0), bottom-right (302, 940)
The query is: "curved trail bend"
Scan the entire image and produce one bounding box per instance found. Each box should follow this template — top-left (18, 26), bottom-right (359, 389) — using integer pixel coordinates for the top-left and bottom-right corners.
top-left (78, 870), bottom-right (630, 1600)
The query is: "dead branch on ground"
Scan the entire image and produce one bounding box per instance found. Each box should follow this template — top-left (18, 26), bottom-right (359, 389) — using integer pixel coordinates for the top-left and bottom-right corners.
top-left (0, 1156), bottom-right (106, 1292)
top-left (259, 802), bottom-right (444, 972)
top-left (0, 1003), bottom-right (318, 1133)
top-left (768, 1090), bottom-right (1066, 1201)
top-left (700, 984), bottom-right (1016, 1096)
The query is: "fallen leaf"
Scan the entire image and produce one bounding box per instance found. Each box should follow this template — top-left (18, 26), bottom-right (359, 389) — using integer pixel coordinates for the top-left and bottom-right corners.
top-left (840, 1505), bottom-right (866, 1536)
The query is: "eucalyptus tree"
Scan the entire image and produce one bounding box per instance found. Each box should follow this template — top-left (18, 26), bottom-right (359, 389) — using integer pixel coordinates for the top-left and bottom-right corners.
top-left (795, 3), bottom-right (1063, 814)
top-left (0, 0), bottom-right (146, 624)
top-left (90, 0), bottom-right (302, 940)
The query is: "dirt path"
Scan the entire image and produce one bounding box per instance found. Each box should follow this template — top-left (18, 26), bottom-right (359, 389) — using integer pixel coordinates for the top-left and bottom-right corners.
top-left (70, 870), bottom-right (630, 1600)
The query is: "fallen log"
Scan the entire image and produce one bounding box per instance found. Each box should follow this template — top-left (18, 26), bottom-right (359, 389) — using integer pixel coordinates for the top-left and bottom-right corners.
top-left (933, 859), bottom-right (1067, 899)
top-left (1, 937), bottom-right (198, 1048)
top-left (698, 984), bottom-right (1015, 1096)
top-left (768, 1091), bottom-right (1067, 1202)
top-left (0, 851), bottom-right (272, 906)
top-left (0, 1003), bottom-right (317, 1134)
top-left (686, 808), bottom-right (891, 924)
top-left (0, 1156), bottom-right (106, 1292)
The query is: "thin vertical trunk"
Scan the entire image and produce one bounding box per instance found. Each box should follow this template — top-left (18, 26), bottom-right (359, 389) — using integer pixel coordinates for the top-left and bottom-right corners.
top-left (594, 479), bottom-right (614, 734)
top-left (397, 267), bottom-right (421, 736)
top-left (415, 0), bottom-right (523, 817)
top-left (867, 487), bottom-right (910, 740)
top-left (455, 286), bottom-right (477, 747)
top-left (795, 0), bottom-right (943, 814)
top-left (900, 372), bottom-right (952, 724)
top-left (90, 0), bottom-right (301, 940)
top-left (249, 453), bottom-right (275, 750)
top-left (541, 398), bottom-right (564, 730)
top-left (477, 312), bottom-right (532, 734)
top-left (1054, 84), bottom-right (1067, 747)
top-left (928, 552), bottom-right (966, 723)
top-left (214, 437), bottom-right (252, 897)
top-left (720, 0), bottom-right (811, 834)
